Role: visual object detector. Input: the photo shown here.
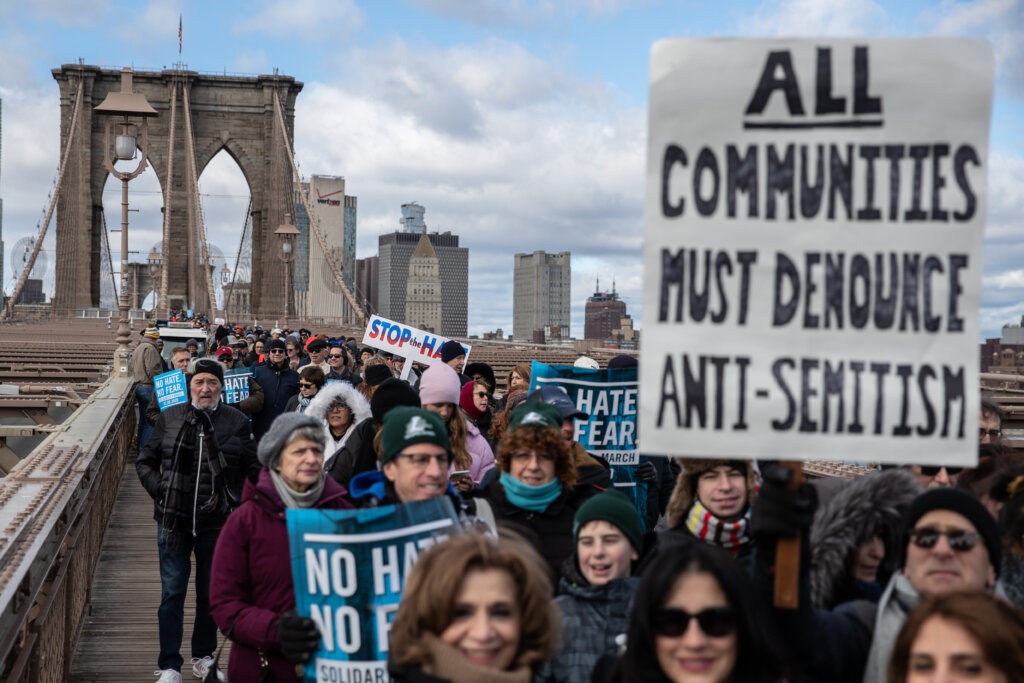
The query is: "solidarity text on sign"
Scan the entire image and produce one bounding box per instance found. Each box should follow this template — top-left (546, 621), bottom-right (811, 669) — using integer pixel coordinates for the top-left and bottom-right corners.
top-left (640, 38), bottom-right (993, 465)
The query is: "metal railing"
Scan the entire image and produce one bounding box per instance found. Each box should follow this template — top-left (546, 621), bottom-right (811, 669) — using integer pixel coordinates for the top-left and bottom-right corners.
top-left (0, 376), bottom-right (135, 682)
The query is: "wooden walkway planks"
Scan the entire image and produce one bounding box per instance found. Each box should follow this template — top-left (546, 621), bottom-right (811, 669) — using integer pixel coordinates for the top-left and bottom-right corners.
top-left (70, 454), bottom-right (230, 682)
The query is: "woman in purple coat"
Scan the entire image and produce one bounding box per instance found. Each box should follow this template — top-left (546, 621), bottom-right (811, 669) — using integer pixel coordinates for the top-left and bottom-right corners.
top-left (210, 413), bottom-right (353, 681)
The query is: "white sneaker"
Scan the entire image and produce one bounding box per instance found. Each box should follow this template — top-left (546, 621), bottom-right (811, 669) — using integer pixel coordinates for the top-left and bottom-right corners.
top-left (190, 656), bottom-right (224, 681)
top-left (154, 670), bottom-right (182, 683)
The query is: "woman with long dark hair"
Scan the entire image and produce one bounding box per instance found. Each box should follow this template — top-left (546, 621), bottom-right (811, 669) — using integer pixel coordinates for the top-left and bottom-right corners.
top-left (599, 542), bottom-right (786, 683)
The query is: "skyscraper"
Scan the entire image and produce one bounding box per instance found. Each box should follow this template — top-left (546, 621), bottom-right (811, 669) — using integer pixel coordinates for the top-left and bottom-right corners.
top-left (293, 175), bottom-right (358, 324)
top-left (405, 229), bottom-right (442, 333)
top-left (377, 204), bottom-right (468, 337)
top-left (512, 251), bottom-right (571, 341)
top-left (584, 279), bottom-right (629, 340)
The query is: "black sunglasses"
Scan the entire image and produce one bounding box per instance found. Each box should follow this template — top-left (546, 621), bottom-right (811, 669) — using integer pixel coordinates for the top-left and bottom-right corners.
top-left (919, 465), bottom-right (963, 477)
top-left (298, 382), bottom-right (316, 389)
top-left (908, 527), bottom-right (980, 552)
top-left (328, 354), bottom-right (344, 359)
top-left (652, 607), bottom-right (737, 638)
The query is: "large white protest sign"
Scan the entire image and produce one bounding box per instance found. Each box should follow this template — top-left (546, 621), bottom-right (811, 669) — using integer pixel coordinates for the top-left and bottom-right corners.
top-left (640, 39), bottom-right (993, 466)
top-left (360, 314), bottom-right (471, 378)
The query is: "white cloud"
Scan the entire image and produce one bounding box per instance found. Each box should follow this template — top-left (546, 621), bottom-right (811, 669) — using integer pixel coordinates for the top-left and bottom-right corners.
top-left (292, 38), bottom-right (645, 335)
top-left (923, 0), bottom-right (1024, 98)
top-left (235, 0), bottom-right (364, 42)
top-left (739, 0), bottom-right (888, 36)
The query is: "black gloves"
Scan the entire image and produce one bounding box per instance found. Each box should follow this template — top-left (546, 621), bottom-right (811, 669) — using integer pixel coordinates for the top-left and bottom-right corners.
top-left (635, 460), bottom-right (658, 483)
top-left (277, 610), bottom-right (321, 664)
top-left (751, 464), bottom-right (818, 540)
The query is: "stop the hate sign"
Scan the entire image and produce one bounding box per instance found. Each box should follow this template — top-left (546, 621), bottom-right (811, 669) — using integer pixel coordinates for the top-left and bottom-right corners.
top-left (639, 38), bottom-right (993, 466)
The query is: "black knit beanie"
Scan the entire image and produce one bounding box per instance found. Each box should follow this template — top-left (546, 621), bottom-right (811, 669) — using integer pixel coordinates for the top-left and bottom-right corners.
top-left (370, 377), bottom-right (421, 424)
top-left (574, 489), bottom-right (644, 553)
top-left (901, 488), bottom-right (1002, 574)
top-left (190, 358), bottom-right (224, 384)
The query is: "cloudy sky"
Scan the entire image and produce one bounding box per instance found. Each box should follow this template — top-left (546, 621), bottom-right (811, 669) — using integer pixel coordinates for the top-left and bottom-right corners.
top-left (0, 0), bottom-right (1020, 339)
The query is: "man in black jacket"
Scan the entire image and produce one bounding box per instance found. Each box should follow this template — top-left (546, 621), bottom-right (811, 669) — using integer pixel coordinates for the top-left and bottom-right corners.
top-left (137, 358), bottom-right (259, 682)
top-left (251, 338), bottom-right (299, 441)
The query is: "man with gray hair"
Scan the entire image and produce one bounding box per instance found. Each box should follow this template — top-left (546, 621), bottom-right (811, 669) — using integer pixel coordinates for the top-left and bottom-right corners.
top-left (137, 357), bottom-right (259, 683)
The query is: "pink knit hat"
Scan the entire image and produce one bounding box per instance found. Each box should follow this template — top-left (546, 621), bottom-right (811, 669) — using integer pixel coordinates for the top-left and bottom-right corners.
top-left (419, 362), bottom-right (462, 406)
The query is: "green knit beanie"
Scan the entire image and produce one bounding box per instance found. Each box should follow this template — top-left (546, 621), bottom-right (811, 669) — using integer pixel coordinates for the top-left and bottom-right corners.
top-left (379, 406), bottom-right (450, 465)
top-left (574, 489), bottom-right (644, 552)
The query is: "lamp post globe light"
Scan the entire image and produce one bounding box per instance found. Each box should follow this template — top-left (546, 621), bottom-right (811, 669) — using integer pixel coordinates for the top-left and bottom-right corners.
top-left (274, 217), bottom-right (299, 328)
top-left (94, 67), bottom-right (157, 377)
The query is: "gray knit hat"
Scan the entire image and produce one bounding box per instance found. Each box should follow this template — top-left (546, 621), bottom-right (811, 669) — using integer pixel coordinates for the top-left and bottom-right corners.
top-left (257, 413), bottom-right (326, 469)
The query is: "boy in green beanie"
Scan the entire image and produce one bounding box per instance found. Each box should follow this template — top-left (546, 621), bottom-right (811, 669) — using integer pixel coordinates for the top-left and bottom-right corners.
top-left (541, 489), bottom-right (643, 682)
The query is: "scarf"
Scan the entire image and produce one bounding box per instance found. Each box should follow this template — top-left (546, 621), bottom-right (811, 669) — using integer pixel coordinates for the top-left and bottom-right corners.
top-left (270, 467), bottom-right (325, 509)
top-left (500, 472), bottom-right (562, 513)
top-left (297, 395), bottom-right (312, 411)
top-left (684, 500), bottom-right (751, 555)
top-left (161, 407), bottom-right (231, 550)
top-left (419, 633), bottom-right (532, 683)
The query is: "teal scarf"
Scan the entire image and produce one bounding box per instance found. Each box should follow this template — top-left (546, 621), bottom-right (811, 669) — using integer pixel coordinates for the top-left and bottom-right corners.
top-left (500, 472), bottom-right (562, 512)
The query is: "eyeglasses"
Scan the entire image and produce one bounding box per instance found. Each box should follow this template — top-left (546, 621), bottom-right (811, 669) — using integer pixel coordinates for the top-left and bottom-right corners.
top-left (909, 527), bottom-right (980, 552)
top-left (652, 607), bottom-right (737, 638)
top-left (268, 349), bottom-right (285, 355)
top-left (298, 382), bottom-right (316, 389)
top-left (979, 428), bottom-right (1002, 439)
top-left (919, 465), bottom-right (964, 477)
top-left (396, 452), bottom-right (451, 468)
top-left (329, 403), bottom-right (349, 411)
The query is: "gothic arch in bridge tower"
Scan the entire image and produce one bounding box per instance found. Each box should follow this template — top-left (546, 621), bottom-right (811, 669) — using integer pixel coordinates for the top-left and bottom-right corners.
top-left (50, 64), bottom-right (302, 318)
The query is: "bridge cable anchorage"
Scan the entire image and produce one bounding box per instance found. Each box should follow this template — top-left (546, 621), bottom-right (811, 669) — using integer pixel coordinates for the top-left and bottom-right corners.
top-left (3, 79), bottom-right (85, 321)
top-left (182, 86), bottom-right (217, 315)
top-left (271, 89), bottom-right (368, 327)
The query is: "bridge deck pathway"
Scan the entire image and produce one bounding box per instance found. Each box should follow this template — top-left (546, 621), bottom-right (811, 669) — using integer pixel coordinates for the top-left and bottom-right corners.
top-left (70, 452), bottom-right (231, 682)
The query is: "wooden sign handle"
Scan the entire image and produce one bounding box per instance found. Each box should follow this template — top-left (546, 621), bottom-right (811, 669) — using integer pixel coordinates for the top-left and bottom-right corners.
top-left (773, 460), bottom-right (804, 609)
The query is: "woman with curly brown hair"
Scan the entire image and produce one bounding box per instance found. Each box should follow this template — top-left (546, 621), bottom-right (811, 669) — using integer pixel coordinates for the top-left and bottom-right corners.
top-left (474, 400), bottom-right (593, 582)
top-left (389, 529), bottom-right (560, 683)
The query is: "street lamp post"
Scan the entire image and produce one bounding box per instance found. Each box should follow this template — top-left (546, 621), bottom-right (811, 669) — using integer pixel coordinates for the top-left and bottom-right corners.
top-left (274, 217), bottom-right (299, 329)
top-left (146, 246), bottom-right (162, 315)
top-left (94, 68), bottom-right (157, 376)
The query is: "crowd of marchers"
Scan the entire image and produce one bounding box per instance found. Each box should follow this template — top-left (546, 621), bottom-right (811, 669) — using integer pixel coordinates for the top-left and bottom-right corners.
top-left (128, 321), bottom-right (1024, 683)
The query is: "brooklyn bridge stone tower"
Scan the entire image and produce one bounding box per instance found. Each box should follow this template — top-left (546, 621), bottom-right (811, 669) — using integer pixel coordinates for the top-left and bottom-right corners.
top-left (50, 63), bottom-right (302, 317)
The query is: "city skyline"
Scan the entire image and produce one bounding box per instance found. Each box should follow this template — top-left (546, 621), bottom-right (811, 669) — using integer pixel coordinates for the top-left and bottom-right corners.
top-left (0, 1), bottom-right (1019, 338)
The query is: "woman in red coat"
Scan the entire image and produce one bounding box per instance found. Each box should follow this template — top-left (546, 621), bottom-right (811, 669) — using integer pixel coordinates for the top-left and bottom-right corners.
top-left (210, 412), bottom-right (353, 681)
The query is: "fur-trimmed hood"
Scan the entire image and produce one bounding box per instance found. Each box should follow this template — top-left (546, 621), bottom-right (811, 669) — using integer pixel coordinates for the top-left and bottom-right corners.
top-left (665, 458), bottom-right (758, 529)
top-left (305, 381), bottom-right (372, 427)
top-left (809, 468), bottom-right (921, 609)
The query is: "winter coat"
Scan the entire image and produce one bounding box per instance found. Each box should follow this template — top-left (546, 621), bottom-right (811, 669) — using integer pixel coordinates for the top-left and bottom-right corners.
top-left (252, 361), bottom-right (300, 440)
top-left (326, 417), bottom-right (379, 488)
top-left (209, 468), bottom-right (352, 682)
top-left (477, 480), bottom-right (589, 583)
top-left (537, 557), bottom-right (639, 683)
top-left (462, 419), bottom-right (496, 484)
top-left (305, 381), bottom-right (373, 473)
top-left (809, 468), bottom-right (921, 609)
top-left (130, 337), bottom-right (163, 385)
top-left (136, 401), bottom-right (259, 529)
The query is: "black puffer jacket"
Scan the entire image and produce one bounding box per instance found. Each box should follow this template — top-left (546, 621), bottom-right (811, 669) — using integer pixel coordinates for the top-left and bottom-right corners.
top-left (136, 401), bottom-right (259, 530)
top-left (252, 361), bottom-right (299, 439)
top-left (477, 481), bottom-right (591, 583)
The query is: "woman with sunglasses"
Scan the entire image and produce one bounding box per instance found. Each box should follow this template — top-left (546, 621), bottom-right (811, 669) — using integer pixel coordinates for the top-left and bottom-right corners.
top-left (888, 591), bottom-right (1024, 683)
top-left (305, 379), bottom-right (372, 474)
top-left (598, 542), bottom-right (786, 683)
top-left (389, 529), bottom-right (560, 682)
top-left (284, 365), bottom-right (325, 414)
